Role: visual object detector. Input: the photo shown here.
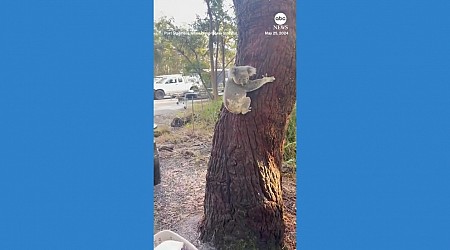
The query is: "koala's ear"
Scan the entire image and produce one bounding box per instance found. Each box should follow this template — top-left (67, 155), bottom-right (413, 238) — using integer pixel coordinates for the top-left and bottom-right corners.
top-left (246, 66), bottom-right (257, 76)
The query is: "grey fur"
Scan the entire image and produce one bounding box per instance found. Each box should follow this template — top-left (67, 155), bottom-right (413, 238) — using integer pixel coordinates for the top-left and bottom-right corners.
top-left (223, 65), bottom-right (275, 115)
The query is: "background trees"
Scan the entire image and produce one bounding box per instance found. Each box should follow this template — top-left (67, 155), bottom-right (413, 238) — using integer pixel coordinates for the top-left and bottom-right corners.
top-left (153, 0), bottom-right (236, 99)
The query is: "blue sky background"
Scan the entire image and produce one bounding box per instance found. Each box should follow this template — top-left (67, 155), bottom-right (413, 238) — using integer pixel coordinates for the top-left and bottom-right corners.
top-left (0, 1), bottom-right (153, 249)
top-left (298, 1), bottom-right (450, 249)
top-left (1, 0), bottom-right (450, 249)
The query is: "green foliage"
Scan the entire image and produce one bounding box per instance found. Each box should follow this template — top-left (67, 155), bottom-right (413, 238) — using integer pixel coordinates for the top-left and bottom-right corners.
top-left (153, 1), bottom-right (237, 82)
top-left (194, 99), bottom-right (223, 126)
top-left (154, 16), bottom-right (209, 76)
top-left (283, 105), bottom-right (297, 167)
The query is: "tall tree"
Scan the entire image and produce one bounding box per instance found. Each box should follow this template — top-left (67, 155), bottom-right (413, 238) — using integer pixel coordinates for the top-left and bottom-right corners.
top-left (205, 0), bottom-right (218, 99)
top-left (154, 17), bottom-right (214, 97)
top-left (199, 0), bottom-right (296, 249)
top-left (204, 0), bottom-right (237, 99)
top-left (154, 14), bottom-right (236, 97)
top-left (153, 17), bottom-right (193, 75)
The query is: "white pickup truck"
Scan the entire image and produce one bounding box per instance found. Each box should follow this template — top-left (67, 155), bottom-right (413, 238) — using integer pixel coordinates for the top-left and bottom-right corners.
top-left (153, 75), bottom-right (201, 100)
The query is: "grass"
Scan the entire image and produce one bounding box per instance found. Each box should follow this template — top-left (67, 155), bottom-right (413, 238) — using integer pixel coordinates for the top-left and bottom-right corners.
top-left (154, 124), bottom-right (171, 138)
top-left (192, 99), bottom-right (223, 126)
top-left (283, 105), bottom-right (297, 169)
top-left (177, 99), bottom-right (223, 133)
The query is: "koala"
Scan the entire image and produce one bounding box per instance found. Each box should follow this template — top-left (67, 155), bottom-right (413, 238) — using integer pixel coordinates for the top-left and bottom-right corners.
top-left (223, 65), bottom-right (276, 115)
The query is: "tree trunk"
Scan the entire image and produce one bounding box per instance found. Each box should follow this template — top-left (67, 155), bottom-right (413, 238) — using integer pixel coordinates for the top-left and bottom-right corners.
top-left (221, 35), bottom-right (226, 86)
top-left (206, 0), bottom-right (218, 100)
top-left (199, 0), bottom-right (296, 249)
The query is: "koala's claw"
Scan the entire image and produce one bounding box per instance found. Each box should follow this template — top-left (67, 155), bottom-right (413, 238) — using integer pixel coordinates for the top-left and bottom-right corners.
top-left (264, 76), bottom-right (275, 82)
top-left (241, 107), bottom-right (252, 115)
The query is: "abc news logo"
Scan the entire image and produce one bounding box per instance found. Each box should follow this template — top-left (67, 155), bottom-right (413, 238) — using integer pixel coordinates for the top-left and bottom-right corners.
top-left (274, 12), bottom-right (288, 30)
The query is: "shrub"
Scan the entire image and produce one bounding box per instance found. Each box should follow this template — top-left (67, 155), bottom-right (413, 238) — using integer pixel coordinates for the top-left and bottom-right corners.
top-left (283, 105), bottom-right (297, 168)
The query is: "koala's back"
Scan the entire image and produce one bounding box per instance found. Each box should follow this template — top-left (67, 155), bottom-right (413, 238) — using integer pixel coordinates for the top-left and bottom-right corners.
top-left (223, 78), bottom-right (246, 99)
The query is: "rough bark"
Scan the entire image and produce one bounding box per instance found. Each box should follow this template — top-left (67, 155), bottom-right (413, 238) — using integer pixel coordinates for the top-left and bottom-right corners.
top-left (199, 0), bottom-right (296, 249)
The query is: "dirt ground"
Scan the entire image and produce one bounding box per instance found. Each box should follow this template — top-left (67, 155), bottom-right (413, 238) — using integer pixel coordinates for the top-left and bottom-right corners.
top-left (154, 112), bottom-right (297, 250)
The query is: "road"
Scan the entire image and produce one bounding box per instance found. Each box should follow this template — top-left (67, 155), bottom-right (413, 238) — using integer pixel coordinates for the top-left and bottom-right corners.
top-left (154, 97), bottom-right (214, 116)
top-left (153, 98), bottom-right (184, 116)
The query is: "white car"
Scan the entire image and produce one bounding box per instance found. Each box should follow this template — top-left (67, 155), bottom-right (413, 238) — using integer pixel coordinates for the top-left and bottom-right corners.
top-left (154, 75), bottom-right (200, 100)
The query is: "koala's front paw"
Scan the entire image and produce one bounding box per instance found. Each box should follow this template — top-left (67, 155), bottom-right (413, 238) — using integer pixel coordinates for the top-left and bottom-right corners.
top-left (241, 107), bottom-right (252, 115)
top-left (264, 76), bottom-right (275, 83)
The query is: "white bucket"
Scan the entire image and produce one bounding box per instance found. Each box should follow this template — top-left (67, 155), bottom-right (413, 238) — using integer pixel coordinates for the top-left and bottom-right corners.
top-left (154, 230), bottom-right (199, 250)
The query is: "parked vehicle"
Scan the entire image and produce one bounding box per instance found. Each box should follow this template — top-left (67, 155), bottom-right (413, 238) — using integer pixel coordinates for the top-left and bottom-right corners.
top-left (153, 75), bottom-right (201, 100)
top-left (216, 69), bottom-right (228, 93)
top-left (153, 76), bottom-right (163, 86)
top-left (154, 123), bottom-right (161, 186)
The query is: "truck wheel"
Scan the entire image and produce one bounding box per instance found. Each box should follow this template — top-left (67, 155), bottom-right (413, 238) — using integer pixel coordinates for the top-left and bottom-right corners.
top-left (190, 86), bottom-right (199, 92)
top-left (154, 90), bottom-right (165, 100)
